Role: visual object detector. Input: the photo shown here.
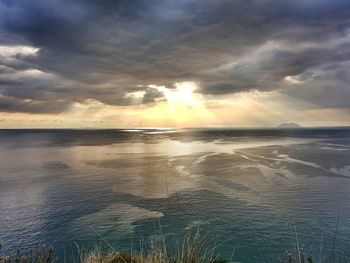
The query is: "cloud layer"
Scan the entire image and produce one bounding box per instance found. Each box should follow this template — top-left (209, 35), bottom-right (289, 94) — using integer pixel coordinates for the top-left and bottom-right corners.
top-left (1, 0), bottom-right (350, 115)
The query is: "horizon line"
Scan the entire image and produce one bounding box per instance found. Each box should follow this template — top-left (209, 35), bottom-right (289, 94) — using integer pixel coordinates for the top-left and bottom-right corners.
top-left (1, 125), bottom-right (350, 130)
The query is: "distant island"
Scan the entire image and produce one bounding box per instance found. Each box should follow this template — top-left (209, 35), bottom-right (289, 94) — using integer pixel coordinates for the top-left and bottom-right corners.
top-left (277, 122), bottom-right (301, 128)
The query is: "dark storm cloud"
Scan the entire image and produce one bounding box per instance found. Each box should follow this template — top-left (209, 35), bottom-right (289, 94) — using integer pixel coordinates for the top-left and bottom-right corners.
top-left (142, 87), bottom-right (166, 104)
top-left (1, 0), bottom-right (350, 113)
top-left (199, 42), bottom-right (350, 95)
top-left (0, 94), bottom-right (71, 113)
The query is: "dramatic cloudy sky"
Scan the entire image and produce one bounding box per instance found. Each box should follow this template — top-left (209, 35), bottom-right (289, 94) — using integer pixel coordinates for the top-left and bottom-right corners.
top-left (0, 0), bottom-right (350, 128)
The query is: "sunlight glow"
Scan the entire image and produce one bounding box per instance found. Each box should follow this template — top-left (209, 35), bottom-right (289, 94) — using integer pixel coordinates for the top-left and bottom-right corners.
top-left (139, 82), bottom-right (217, 126)
top-left (148, 81), bottom-right (199, 107)
top-left (1, 81), bottom-right (349, 128)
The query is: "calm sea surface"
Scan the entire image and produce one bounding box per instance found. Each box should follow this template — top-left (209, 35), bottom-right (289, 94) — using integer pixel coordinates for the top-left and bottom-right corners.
top-left (1, 128), bottom-right (350, 262)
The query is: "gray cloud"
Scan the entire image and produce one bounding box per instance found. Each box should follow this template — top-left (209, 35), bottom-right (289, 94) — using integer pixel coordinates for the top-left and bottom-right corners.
top-left (142, 87), bottom-right (166, 104)
top-left (0, 0), bottom-right (350, 113)
top-left (0, 94), bottom-right (72, 113)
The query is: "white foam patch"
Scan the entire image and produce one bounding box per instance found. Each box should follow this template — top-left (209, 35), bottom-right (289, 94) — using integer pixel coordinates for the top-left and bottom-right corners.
top-left (319, 143), bottom-right (347, 147)
top-left (72, 203), bottom-right (164, 235)
top-left (194, 152), bottom-right (221, 165)
top-left (276, 154), bottom-right (323, 169)
top-left (329, 166), bottom-right (350, 177)
top-left (240, 151), bottom-right (325, 170)
top-left (239, 150), bottom-right (350, 178)
top-left (234, 152), bottom-right (296, 180)
top-left (175, 165), bottom-right (200, 179)
top-left (239, 164), bottom-right (296, 180)
top-left (320, 146), bottom-right (350, 152)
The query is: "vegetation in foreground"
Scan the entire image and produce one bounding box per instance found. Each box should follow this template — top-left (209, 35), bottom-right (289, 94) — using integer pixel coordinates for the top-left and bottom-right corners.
top-left (1, 231), bottom-right (349, 263)
top-left (0, 231), bottom-right (222, 263)
top-left (0, 244), bottom-right (54, 263)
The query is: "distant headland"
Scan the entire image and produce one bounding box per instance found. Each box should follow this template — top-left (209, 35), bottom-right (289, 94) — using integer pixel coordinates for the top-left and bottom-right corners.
top-left (277, 122), bottom-right (301, 128)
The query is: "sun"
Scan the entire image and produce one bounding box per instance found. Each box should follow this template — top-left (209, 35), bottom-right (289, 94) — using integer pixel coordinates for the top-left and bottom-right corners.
top-left (135, 82), bottom-right (216, 127)
top-left (172, 82), bottom-right (199, 106)
top-left (148, 81), bottom-right (199, 107)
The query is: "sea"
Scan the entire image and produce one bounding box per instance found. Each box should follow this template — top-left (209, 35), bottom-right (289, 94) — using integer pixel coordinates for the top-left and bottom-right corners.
top-left (0, 128), bottom-right (350, 262)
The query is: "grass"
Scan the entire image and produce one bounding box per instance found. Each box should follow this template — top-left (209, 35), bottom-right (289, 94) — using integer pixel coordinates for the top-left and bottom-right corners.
top-left (1, 229), bottom-right (350, 263)
top-left (82, 230), bottom-right (228, 263)
top-left (0, 231), bottom-right (228, 263)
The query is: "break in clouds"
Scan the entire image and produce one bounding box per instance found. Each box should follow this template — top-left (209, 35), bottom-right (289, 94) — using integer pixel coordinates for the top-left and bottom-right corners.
top-left (1, 0), bottom-right (350, 114)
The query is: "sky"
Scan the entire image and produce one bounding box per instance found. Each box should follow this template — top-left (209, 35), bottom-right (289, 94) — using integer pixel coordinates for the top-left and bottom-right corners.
top-left (0, 0), bottom-right (350, 128)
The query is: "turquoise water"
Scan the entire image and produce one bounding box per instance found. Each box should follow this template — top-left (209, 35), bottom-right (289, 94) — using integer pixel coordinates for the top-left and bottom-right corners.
top-left (0, 128), bottom-right (350, 262)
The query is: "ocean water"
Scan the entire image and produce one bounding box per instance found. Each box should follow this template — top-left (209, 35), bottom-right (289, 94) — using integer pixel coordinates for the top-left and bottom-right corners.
top-left (0, 128), bottom-right (350, 262)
